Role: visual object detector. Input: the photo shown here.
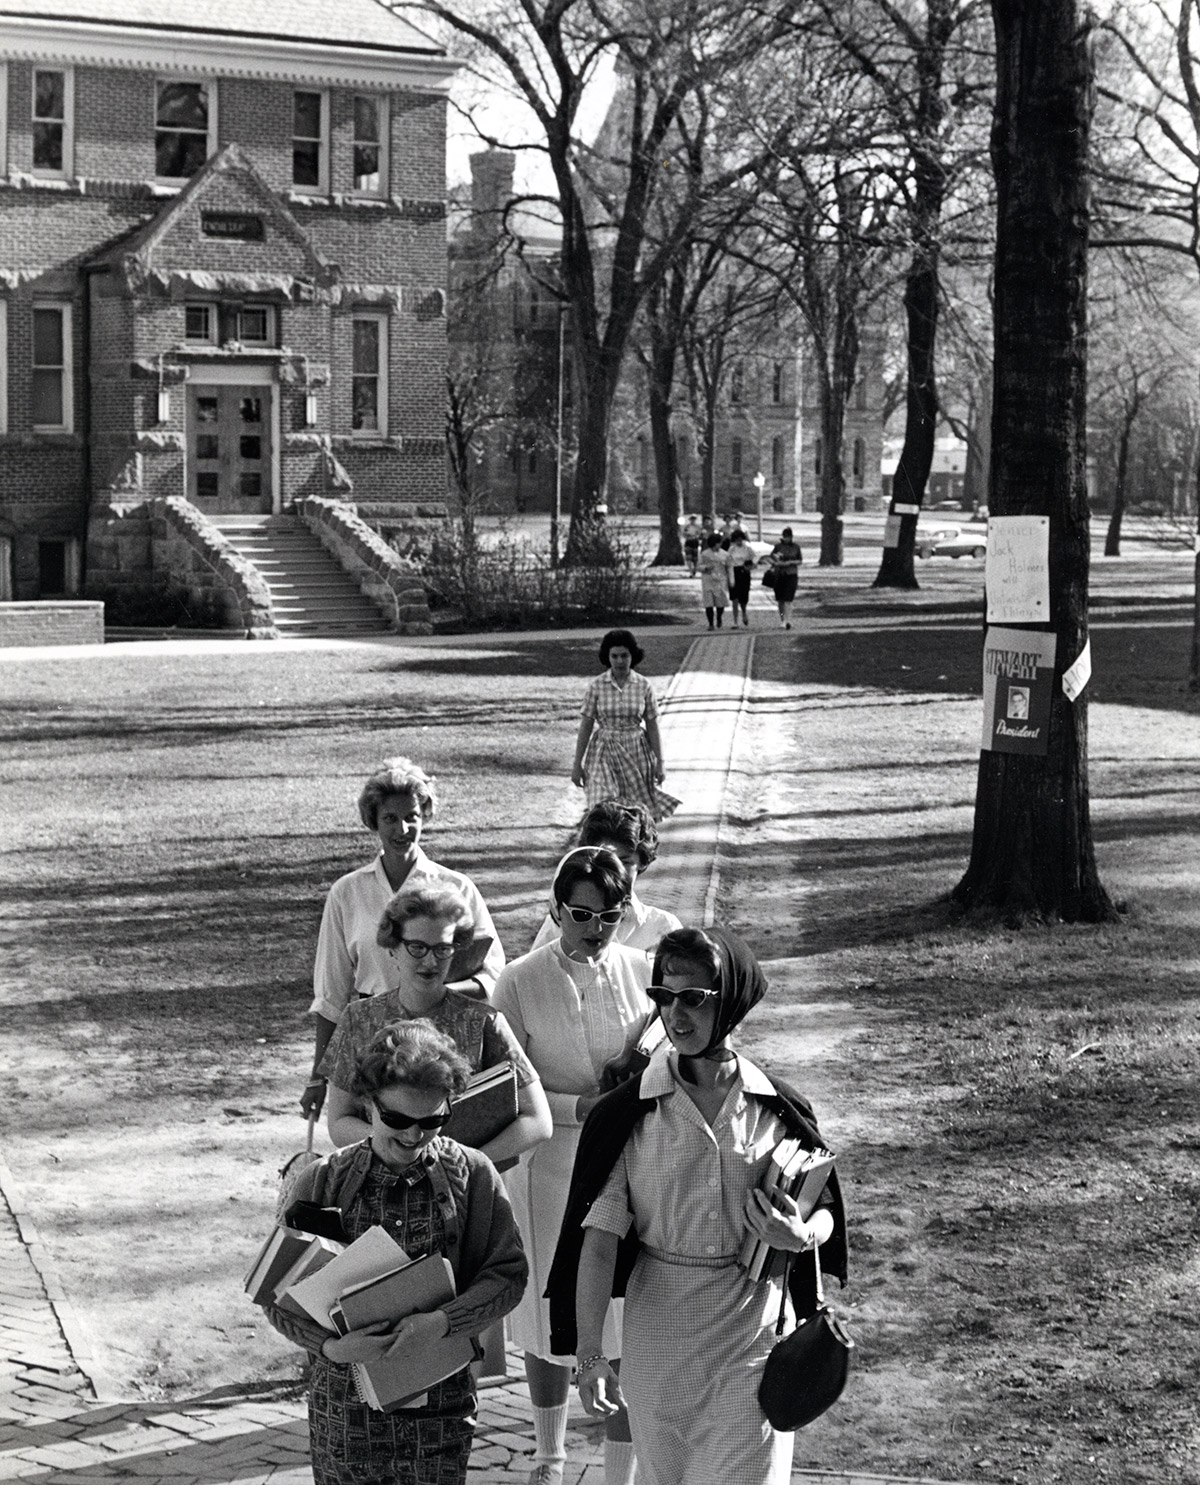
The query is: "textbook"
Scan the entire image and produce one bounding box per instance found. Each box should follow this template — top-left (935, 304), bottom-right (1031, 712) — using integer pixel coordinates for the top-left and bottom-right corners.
top-left (245, 1227), bottom-right (344, 1307)
top-left (738, 1142), bottom-right (836, 1282)
top-left (441, 1062), bottom-right (519, 1148)
top-left (353, 1327), bottom-right (478, 1413)
top-left (281, 1224), bottom-right (409, 1326)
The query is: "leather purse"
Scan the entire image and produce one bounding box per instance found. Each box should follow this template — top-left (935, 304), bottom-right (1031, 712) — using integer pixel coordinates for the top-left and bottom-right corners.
top-left (758, 1245), bottom-right (854, 1431)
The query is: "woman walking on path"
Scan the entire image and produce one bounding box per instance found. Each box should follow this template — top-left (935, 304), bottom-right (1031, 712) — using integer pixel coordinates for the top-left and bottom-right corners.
top-left (266, 1021), bottom-right (528, 1485)
top-left (767, 527), bottom-right (803, 629)
top-left (493, 848), bottom-right (655, 1485)
top-left (303, 759), bottom-right (505, 1120)
top-left (698, 533), bottom-right (732, 629)
top-left (726, 529), bottom-right (757, 628)
top-left (530, 802), bottom-right (680, 954)
top-left (548, 926), bottom-right (848, 1485)
top-left (571, 630), bottom-right (679, 822)
top-left (682, 514), bottom-right (702, 576)
top-left (319, 880), bottom-right (551, 1169)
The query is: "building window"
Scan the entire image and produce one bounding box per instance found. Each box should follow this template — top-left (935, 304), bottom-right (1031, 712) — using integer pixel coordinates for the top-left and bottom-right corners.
top-left (236, 306), bottom-right (273, 346)
top-left (293, 90), bottom-right (327, 192)
top-left (772, 436), bottom-right (784, 484)
top-left (352, 94), bottom-right (387, 195)
top-left (853, 436), bottom-right (866, 488)
top-left (184, 303), bottom-right (216, 343)
top-left (772, 363), bottom-right (784, 404)
top-left (32, 303), bottom-right (72, 432)
top-left (32, 67), bottom-right (72, 177)
top-left (730, 362), bottom-right (745, 404)
top-left (855, 375), bottom-right (868, 411)
top-left (814, 438), bottom-right (823, 477)
top-left (0, 299), bottom-right (7, 435)
top-left (731, 438), bottom-right (743, 476)
top-left (351, 314), bottom-right (387, 434)
top-left (528, 447), bottom-right (537, 474)
top-left (156, 80), bottom-right (214, 181)
top-left (0, 65), bottom-right (9, 178)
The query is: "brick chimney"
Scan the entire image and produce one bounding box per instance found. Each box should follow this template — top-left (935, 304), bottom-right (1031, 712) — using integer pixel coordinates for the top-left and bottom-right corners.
top-left (469, 150), bottom-right (515, 226)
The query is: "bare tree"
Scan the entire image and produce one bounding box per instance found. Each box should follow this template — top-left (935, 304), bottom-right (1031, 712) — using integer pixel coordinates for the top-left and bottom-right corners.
top-left (953, 0), bottom-right (1116, 923)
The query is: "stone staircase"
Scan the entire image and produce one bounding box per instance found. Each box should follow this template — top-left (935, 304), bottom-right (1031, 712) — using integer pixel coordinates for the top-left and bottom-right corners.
top-left (212, 515), bottom-right (391, 634)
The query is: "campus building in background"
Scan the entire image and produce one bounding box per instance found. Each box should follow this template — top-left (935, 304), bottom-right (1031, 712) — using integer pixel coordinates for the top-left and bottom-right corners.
top-left (0, 0), bottom-right (454, 605)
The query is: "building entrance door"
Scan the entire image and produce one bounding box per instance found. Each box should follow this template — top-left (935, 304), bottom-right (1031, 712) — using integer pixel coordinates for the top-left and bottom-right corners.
top-left (187, 384), bottom-right (272, 514)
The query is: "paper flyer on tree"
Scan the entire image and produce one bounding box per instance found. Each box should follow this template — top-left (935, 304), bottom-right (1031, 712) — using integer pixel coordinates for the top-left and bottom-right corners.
top-left (981, 627), bottom-right (1057, 755)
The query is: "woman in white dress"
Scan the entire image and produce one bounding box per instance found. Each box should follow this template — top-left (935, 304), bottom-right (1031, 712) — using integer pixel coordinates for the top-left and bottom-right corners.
top-left (493, 848), bottom-right (655, 1485)
top-left (553, 926), bottom-right (848, 1485)
top-left (529, 802), bottom-right (680, 954)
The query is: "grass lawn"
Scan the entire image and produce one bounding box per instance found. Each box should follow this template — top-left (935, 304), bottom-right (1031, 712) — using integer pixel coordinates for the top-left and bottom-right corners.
top-left (1, 587), bottom-right (1198, 1485)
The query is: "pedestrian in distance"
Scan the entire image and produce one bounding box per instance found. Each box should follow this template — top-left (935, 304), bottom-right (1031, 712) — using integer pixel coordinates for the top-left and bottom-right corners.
top-left (265, 1021), bottom-right (528, 1485)
top-left (529, 801), bottom-right (681, 954)
top-left (682, 514), bottom-right (702, 576)
top-left (767, 527), bottom-right (803, 629)
top-left (493, 848), bottom-right (656, 1485)
top-left (548, 926), bottom-right (848, 1485)
top-left (726, 528), bottom-right (757, 628)
top-left (571, 630), bottom-right (680, 822)
top-left (698, 533), bottom-right (732, 629)
top-left (302, 758), bottom-right (506, 1121)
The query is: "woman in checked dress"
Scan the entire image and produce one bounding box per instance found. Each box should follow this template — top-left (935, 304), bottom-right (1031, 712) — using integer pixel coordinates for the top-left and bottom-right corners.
top-left (571, 629), bottom-right (679, 822)
top-left (548, 927), bottom-right (848, 1485)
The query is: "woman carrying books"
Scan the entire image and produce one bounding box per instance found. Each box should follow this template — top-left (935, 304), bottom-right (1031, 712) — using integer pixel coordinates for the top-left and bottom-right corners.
top-left (265, 1021), bottom-right (528, 1485)
top-left (548, 926), bottom-right (848, 1485)
top-left (319, 880), bottom-right (552, 1171)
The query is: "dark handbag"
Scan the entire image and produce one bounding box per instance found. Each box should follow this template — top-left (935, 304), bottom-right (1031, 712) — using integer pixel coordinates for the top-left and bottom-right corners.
top-left (758, 1245), bottom-right (854, 1431)
top-left (761, 566), bottom-right (777, 589)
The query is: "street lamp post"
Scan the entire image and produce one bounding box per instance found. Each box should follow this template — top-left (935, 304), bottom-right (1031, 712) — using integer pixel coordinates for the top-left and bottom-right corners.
top-left (551, 305), bottom-right (566, 569)
top-left (753, 470), bottom-right (766, 541)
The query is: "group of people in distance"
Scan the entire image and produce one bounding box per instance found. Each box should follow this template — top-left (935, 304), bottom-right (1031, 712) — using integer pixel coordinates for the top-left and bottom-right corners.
top-left (684, 513), bottom-right (803, 632)
top-left (264, 632), bottom-right (846, 1485)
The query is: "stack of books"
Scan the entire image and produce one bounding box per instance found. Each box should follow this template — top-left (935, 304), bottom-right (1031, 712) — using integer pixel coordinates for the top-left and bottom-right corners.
top-left (244, 1226), bottom-right (344, 1308)
top-left (441, 1063), bottom-right (519, 1148)
top-left (259, 1223), bottom-right (478, 1411)
top-left (738, 1141), bottom-right (836, 1282)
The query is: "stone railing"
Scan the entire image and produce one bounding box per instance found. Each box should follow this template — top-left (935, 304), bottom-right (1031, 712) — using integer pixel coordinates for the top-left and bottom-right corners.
top-left (149, 498), bottom-right (277, 638)
top-left (294, 496), bottom-right (432, 634)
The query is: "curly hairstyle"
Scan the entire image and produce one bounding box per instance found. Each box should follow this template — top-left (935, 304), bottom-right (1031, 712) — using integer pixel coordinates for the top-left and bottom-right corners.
top-left (551, 845), bottom-right (631, 912)
top-left (598, 629), bottom-right (645, 668)
top-left (358, 757), bottom-right (438, 832)
top-left (578, 800), bottom-right (660, 869)
top-left (652, 926), bottom-right (723, 988)
top-left (351, 1021), bottom-right (471, 1101)
top-left (376, 880), bottom-right (475, 951)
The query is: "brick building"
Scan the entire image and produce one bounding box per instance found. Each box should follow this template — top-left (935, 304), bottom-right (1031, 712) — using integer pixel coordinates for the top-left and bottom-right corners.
top-left (0, 1), bottom-right (455, 607)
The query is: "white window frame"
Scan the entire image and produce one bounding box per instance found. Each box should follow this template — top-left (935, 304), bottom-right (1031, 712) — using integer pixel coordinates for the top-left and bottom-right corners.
top-left (292, 88), bottom-right (329, 195)
top-left (0, 64), bottom-right (8, 179)
top-left (731, 437), bottom-right (743, 476)
top-left (351, 92), bottom-right (389, 197)
top-left (0, 299), bottom-right (7, 435)
top-left (154, 78), bottom-right (218, 185)
top-left (31, 65), bottom-right (73, 180)
top-left (236, 305), bottom-right (274, 346)
top-left (31, 301), bottom-right (73, 434)
top-left (183, 302), bottom-right (217, 344)
top-left (350, 311), bottom-right (388, 437)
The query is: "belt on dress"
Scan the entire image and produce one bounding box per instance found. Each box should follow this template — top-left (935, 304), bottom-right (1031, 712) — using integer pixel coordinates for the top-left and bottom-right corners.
top-left (597, 724), bottom-right (643, 732)
top-left (642, 1243), bottom-right (740, 1270)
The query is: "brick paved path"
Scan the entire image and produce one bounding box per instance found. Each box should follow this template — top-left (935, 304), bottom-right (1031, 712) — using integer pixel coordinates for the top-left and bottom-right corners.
top-left (0, 632), bottom-right (972, 1485)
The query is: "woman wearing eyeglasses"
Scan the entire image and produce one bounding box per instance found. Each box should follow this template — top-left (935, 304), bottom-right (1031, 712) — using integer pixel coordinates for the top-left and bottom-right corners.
top-left (320, 881), bottom-right (552, 1170)
top-left (266, 1020), bottom-right (528, 1485)
top-left (492, 847), bottom-right (654, 1485)
top-left (547, 926), bottom-right (848, 1485)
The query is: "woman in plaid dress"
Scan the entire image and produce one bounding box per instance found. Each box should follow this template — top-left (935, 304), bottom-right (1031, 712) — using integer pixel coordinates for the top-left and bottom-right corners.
top-left (571, 630), bottom-right (680, 822)
top-left (557, 927), bottom-right (848, 1485)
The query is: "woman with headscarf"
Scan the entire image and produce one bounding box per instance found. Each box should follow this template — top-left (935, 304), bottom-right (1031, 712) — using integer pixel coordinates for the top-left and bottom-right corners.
top-left (547, 926), bottom-right (848, 1485)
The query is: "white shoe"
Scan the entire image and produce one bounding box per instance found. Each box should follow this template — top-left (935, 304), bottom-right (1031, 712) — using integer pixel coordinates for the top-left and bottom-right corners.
top-left (528, 1467), bottom-right (565, 1485)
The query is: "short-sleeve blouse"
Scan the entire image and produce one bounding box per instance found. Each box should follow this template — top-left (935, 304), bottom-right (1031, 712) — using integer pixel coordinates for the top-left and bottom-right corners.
top-left (581, 670), bottom-right (659, 730)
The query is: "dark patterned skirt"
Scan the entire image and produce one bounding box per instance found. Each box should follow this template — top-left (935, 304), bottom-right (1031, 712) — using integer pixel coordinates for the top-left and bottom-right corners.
top-left (307, 1356), bottom-right (474, 1485)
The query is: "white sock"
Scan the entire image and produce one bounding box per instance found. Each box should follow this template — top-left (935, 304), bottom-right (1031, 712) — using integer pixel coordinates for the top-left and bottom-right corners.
top-left (532, 1401), bottom-right (569, 1467)
top-left (604, 1437), bottom-right (637, 1484)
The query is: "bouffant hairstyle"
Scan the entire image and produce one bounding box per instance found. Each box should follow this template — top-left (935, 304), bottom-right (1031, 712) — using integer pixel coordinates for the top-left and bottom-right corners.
top-left (598, 629), bottom-right (645, 668)
top-left (731, 529), bottom-right (749, 544)
top-left (551, 846), bottom-right (631, 912)
top-left (705, 532), bottom-right (723, 549)
top-left (652, 926), bottom-right (723, 988)
top-left (358, 757), bottom-right (438, 831)
top-left (376, 881), bottom-right (475, 951)
top-left (578, 800), bottom-right (660, 869)
top-left (351, 1021), bottom-right (471, 1101)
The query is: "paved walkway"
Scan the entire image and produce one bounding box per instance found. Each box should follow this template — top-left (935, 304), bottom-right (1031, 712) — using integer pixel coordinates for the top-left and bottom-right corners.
top-left (0, 632), bottom-right (971, 1485)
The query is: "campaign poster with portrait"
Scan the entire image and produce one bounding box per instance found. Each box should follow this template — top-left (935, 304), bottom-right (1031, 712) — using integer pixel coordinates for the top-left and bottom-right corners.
top-left (981, 626), bottom-right (1057, 755)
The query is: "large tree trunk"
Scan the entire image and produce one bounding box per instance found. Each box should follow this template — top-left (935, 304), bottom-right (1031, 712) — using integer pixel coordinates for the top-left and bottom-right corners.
top-left (565, 347), bottom-right (617, 565)
top-left (1103, 419), bottom-right (1130, 557)
top-left (953, 0), bottom-right (1116, 923)
top-left (649, 353), bottom-right (684, 565)
top-left (818, 383), bottom-right (846, 566)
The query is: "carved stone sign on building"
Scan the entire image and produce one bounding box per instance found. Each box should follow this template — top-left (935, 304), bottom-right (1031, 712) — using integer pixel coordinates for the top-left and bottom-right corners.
top-left (201, 211), bottom-right (265, 241)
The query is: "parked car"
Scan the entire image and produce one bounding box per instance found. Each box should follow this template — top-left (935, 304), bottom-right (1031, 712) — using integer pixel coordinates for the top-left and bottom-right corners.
top-left (914, 517), bottom-right (963, 559)
top-left (924, 522), bottom-right (989, 560)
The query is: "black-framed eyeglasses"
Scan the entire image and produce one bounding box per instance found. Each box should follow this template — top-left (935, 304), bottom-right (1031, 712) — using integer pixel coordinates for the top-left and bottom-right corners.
top-left (647, 985), bottom-right (720, 1010)
top-left (561, 903), bottom-right (627, 925)
top-left (372, 1098), bottom-right (452, 1132)
top-left (393, 938), bottom-right (456, 962)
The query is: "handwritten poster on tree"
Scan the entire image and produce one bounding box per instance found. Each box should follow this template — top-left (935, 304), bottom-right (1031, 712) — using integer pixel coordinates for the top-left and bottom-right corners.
top-left (985, 515), bottom-right (1050, 623)
top-left (982, 626), bottom-right (1057, 755)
